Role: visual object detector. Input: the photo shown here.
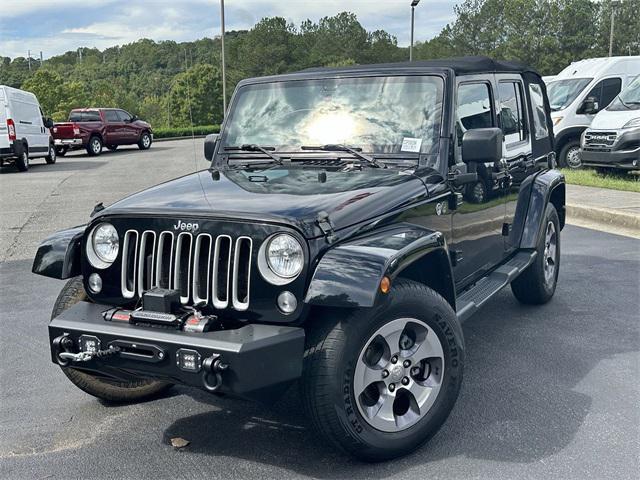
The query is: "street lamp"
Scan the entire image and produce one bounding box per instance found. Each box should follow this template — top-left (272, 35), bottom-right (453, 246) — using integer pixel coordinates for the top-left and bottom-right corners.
top-left (410, 0), bottom-right (421, 62)
top-left (220, 0), bottom-right (227, 114)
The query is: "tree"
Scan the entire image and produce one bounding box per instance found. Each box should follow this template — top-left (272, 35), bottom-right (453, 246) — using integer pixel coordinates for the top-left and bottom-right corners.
top-left (166, 64), bottom-right (222, 127)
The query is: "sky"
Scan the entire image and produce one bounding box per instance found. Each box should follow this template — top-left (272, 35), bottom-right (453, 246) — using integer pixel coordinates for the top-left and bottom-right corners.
top-left (0, 0), bottom-right (458, 60)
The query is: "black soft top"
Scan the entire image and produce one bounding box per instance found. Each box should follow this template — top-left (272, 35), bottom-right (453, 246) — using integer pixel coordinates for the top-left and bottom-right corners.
top-left (302, 56), bottom-right (536, 76)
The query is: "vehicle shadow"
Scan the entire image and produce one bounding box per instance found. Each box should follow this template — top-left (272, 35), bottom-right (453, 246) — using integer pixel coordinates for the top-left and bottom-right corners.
top-left (162, 251), bottom-right (638, 477)
top-left (0, 160), bottom-right (107, 174)
top-left (66, 146), bottom-right (173, 158)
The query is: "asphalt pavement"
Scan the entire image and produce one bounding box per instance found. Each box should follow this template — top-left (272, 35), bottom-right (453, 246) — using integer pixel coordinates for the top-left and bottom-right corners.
top-left (0, 142), bottom-right (638, 479)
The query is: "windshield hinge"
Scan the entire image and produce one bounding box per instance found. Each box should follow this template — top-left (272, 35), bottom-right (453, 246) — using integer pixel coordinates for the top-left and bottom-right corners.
top-left (316, 211), bottom-right (336, 243)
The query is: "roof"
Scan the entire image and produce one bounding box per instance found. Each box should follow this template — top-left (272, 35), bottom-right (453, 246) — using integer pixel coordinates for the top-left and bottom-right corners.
top-left (553, 56), bottom-right (640, 80)
top-left (301, 56), bottom-right (536, 76)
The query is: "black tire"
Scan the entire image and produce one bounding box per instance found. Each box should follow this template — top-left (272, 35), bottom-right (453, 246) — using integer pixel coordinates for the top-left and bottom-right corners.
top-left (138, 131), bottom-right (152, 150)
top-left (51, 277), bottom-right (172, 403)
top-left (15, 145), bottom-right (29, 172)
top-left (45, 143), bottom-right (57, 164)
top-left (301, 280), bottom-right (464, 461)
top-left (55, 146), bottom-right (68, 156)
top-left (464, 177), bottom-right (488, 204)
top-left (511, 203), bottom-right (560, 305)
top-left (106, 144), bottom-right (118, 151)
top-left (86, 136), bottom-right (103, 156)
top-left (558, 140), bottom-right (581, 169)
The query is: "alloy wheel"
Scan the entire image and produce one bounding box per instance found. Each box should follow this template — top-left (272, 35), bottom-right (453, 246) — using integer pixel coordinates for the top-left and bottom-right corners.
top-left (142, 134), bottom-right (151, 148)
top-left (353, 318), bottom-right (445, 433)
top-left (543, 220), bottom-right (557, 285)
top-left (566, 146), bottom-right (582, 169)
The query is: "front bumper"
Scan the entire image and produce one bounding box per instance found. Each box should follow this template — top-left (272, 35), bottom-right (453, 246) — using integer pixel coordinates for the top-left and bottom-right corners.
top-left (580, 128), bottom-right (640, 170)
top-left (49, 301), bottom-right (305, 403)
top-left (54, 138), bottom-right (83, 147)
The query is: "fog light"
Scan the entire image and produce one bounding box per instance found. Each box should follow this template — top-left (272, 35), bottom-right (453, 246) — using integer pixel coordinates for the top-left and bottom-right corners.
top-left (88, 273), bottom-right (102, 293)
top-left (277, 291), bottom-right (297, 314)
top-left (176, 348), bottom-right (201, 372)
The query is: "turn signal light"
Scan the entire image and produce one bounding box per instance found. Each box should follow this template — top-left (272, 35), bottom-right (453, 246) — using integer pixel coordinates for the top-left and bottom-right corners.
top-left (7, 119), bottom-right (16, 141)
top-left (380, 276), bottom-right (391, 294)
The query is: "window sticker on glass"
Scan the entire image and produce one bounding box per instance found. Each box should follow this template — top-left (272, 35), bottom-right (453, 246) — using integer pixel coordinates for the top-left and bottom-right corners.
top-left (401, 137), bottom-right (422, 152)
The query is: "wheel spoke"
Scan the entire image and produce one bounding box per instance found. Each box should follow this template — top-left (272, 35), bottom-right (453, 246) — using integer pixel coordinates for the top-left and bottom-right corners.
top-left (407, 380), bottom-right (440, 414)
top-left (411, 330), bottom-right (444, 362)
top-left (365, 392), bottom-right (396, 429)
top-left (354, 364), bottom-right (384, 396)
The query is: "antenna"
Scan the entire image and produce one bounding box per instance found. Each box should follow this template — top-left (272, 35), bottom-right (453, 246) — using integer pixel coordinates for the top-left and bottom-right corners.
top-left (183, 49), bottom-right (198, 171)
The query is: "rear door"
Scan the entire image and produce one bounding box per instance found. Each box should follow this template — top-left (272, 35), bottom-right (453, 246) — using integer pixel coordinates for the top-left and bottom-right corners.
top-left (0, 88), bottom-right (9, 151)
top-left (103, 109), bottom-right (123, 144)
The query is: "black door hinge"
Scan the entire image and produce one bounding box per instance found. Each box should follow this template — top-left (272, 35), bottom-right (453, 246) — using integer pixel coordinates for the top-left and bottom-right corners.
top-left (450, 249), bottom-right (463, 266)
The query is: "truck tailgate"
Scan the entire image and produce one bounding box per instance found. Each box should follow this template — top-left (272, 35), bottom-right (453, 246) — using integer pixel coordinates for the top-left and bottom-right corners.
top-left (52, 122), bottom-right (78, 139)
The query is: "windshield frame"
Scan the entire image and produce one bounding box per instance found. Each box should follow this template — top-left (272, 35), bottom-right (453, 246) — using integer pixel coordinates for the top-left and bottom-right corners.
top-left (547, 77), bottom-right (593, 112)
top-left (215, 72), bottom-right (447, 168)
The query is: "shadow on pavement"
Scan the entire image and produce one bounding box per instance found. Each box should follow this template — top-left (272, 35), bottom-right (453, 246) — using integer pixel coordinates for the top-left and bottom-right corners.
top-left (0, 160), bottom-right (107, 174)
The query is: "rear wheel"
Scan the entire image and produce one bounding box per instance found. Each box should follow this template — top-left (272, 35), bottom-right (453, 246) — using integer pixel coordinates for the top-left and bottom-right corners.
top-left (45, 143), bottom-right (57, 164)
top-left (558, 140), bottom-right (581, 169)
top-left (302, 280), bottom-right (464, 461)
top-left (511, 204), bottom-right (560, 304)
top-left (15, 145), bottom-right (29, 172)
top-left (138, 131), bottom-right (152, 150)
top-left (86, 136), bottom-right (102, 156)
top-left (51, 277), bottom-right (172, 403)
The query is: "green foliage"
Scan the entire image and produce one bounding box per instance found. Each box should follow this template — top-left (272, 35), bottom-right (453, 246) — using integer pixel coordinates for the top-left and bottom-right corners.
top-left (153, 125), bottom-right (220, 139)
top-left (1, 3), bottom-right (637, 124)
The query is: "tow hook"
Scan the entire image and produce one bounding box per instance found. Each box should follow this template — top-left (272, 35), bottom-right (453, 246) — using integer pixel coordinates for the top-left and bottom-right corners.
top-left (52, 335), bottom-right (74, 367)
top-left (201, 354), bottom-right (229, 392)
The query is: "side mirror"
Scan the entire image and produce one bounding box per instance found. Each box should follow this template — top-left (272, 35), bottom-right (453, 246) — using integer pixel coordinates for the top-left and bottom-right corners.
top-left (461, 127), bottom-right (503, 166)
top-left (44, 117), bottom-right (54, 129)
top-left (204, 133), bottom-right (219, 161)
top-left (130, 115), bottom-right (138, 122)
top-left (580, 97), bottom-right (599, 115)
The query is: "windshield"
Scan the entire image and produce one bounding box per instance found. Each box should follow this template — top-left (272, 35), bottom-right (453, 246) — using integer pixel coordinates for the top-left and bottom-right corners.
top-left (547, 78), bottom-right (592, 111)
top-left (607, 76), bottom-right (640, 111)
top-left (221, 75), bottom-right (444, 159)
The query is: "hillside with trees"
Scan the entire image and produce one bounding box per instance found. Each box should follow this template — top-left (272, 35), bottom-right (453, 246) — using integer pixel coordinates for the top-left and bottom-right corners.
top-left (1, 0), bottom-right (638, 128)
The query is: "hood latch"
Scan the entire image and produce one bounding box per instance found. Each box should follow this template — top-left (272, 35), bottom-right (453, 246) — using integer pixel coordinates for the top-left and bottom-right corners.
top-left (316, 211), bottom-right (336, 243)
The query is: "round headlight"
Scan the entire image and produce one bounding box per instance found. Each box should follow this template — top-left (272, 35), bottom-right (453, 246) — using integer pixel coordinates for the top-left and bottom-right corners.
top-left (91, 223), bottom-right (119, 265)
top-left (266, 234), bottom-right (303, 279)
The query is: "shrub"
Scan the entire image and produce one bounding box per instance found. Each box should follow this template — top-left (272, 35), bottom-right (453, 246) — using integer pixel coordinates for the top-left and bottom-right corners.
top-left (153, 125), bottom-right (220, 139)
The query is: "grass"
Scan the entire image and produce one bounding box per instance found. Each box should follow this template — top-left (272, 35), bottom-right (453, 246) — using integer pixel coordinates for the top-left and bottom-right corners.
top-left (153, 125), bottom-right (220, 139)
top-left (561, 168), bottom-right (640, 193)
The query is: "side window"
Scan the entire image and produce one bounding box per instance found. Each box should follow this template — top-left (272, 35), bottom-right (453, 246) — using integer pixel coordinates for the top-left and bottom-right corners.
top-left (117, 110), bottom-right (132, 122)
top-left (498, 81), bottom-right (527, 144)
top-left (585, 77), bottom-right (622, 110)
top-left (84, 111), bottom-right (101, 122)
top-left (456, 83), bottom-right (494, 152)
top-left (528, 83), bottom-right (549, 140)
top-left (104, 110), bottom-right (120, 122)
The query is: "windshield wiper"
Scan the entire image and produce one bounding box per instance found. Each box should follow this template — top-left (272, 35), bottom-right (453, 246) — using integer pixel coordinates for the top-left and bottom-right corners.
top-left (224, 144), bottom-right (283, 165)
top-left (300, 144), bottom-right (382, 168)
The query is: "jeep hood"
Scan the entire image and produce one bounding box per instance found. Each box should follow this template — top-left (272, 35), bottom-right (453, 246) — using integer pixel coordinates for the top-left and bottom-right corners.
top-left (99, 168), bottom-right (430, 238)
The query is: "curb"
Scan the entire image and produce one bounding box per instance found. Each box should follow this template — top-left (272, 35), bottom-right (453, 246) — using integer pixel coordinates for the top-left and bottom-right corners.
top-left (566, 203), bottom-right (640, 232)
top-left (154, 135), bottom-right (208, 142)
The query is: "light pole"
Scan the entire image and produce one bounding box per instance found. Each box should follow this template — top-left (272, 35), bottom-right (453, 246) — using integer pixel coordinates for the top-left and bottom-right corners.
top-left (410, 0), bottom-right (421, 61)
top-left (609, 0), bottom-right (619, 57)
top-left (220, 0), bottom-right (227, 115)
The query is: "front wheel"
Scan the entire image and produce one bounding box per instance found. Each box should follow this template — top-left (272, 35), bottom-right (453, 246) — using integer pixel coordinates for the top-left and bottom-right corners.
top-left (45, 143), bottom-right (57, 164)
top-left (51, 277), bottom-right (172, 403)
top-left (301, 280), bottom-right (464, 461)
top-left (559, 140), bottom-right (581, 169)
top-left (511, 203), bottom-right (560, 304)
top-left (138, 132), bottom-right (152, 150)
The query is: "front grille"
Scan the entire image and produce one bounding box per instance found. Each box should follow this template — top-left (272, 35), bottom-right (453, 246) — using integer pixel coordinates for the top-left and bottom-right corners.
top-left (121, 230), bottom-right (253, 311)
top-left (584, 131), bottom-right (617, 149)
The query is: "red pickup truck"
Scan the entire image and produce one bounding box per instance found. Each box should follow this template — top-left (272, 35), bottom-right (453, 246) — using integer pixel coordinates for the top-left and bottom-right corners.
top-left (52, 108), bottom-right (153, 156)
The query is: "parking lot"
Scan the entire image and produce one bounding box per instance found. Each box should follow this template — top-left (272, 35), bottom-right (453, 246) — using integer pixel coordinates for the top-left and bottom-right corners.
top-left (1, 140), bottom-right (638, 479)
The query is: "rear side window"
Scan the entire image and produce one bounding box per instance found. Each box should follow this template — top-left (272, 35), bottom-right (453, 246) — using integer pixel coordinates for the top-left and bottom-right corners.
top-left (104, 110), bottom-right (120, 122)
top-left (585, 78), bottom-right (622, 110)
top-left (69, 111), bottom-right (101, 122)
top-left (528, 83), bottom-right (549, 140)
top-left (498, 81), bottom-right (527, 144)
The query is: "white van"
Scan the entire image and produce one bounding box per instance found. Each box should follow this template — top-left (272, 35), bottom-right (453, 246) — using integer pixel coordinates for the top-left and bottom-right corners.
top-left (0, 85), bottom-right (56, 172)
top-left (580, 76), bottom-right (640, 172)
top-left (546, 56), bottom-right (640, 168)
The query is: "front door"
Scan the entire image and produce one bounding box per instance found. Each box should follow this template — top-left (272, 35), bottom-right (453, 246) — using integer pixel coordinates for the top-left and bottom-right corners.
top-left (117, 110), bottom-right (138, 144)
top-left (450, 78), bottom-right (508, 288)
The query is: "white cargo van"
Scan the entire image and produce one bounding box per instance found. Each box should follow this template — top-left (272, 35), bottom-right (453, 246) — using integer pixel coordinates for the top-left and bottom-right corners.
top-left (0, 85), bottom-right (56, 172)
top-left (580, 76), bottom-right (640, 172)
top-left (546, 56), bottom-right (640, 168)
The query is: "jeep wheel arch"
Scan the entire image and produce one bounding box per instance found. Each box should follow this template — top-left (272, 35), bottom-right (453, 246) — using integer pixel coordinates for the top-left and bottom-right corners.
top-left (304, 225), bottom-right (455, 310)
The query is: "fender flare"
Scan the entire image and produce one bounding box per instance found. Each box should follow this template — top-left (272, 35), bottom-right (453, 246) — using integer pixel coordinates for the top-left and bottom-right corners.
top-left (32, 226), bottom-right (86, 279)
top-left (555, 126), bottom-right (588, 153)
top-left (518, 170), bottom-right (566, 249)
top-left (304, 224), bottom-right (455, 309)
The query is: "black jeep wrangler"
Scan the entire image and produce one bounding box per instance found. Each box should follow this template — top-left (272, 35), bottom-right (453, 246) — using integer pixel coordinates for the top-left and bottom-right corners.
top-left (33, 56), bottom-right (564, 461)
